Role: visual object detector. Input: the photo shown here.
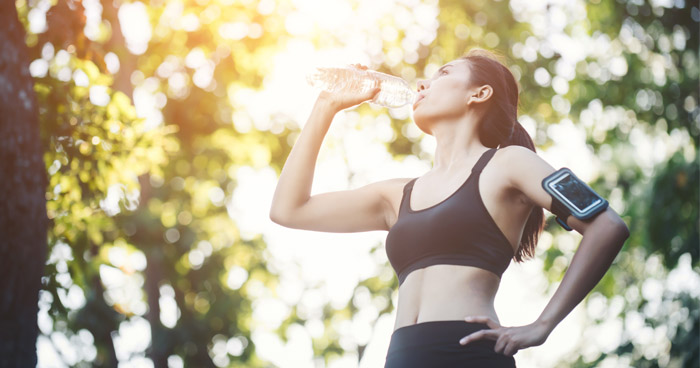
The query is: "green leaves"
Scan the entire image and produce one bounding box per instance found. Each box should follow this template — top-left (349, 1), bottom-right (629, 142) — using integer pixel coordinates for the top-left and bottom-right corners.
top-left (648, 151), bottom-right (699, 269)
top-left (19, 0), bottom-right (699, 366)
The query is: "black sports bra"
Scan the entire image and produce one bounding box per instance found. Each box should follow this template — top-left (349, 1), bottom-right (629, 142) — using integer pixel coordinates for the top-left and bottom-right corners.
top-left (385, 148), bottom-right (515, 286)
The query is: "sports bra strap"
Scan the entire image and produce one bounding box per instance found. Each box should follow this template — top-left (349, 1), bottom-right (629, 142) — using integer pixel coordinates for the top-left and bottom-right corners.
top-left (471, 148), bottom-right (498, 174)
top-left (404, 148), bottom-right (496, 193)
top-left (403, 178), bottom-right (416, 192)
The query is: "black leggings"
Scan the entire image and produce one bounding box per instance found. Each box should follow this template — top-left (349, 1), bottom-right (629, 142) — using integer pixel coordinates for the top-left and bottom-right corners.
top-left (384, 320), bottom-right (517, 368)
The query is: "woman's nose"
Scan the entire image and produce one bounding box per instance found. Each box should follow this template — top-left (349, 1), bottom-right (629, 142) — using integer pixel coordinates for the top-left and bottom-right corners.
top-left (417, 79), bottom-right (428, 92)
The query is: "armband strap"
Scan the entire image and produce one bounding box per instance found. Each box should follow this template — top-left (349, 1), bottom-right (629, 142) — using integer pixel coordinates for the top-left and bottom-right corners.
top-left (550, 197), bottom-right (571, 221)
top-left (550, 197), bottom-right (573, 231)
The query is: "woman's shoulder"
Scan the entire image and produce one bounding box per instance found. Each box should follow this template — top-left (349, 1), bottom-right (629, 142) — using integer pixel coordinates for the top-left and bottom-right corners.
top-left (491, 145), bottom-right (552, 187)
top-left (492, 145), bottom-right (559, 205)
top-left (366, 177), bottom-right (416, 202)
top-left (496, 144), bottom-right (537, 156)
top-left (494, 145), bottom-right (543, 166)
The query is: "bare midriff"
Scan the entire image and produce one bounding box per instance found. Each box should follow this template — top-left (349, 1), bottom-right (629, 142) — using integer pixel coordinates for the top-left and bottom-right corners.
top-left (392, 264), bottom-right (502, 332)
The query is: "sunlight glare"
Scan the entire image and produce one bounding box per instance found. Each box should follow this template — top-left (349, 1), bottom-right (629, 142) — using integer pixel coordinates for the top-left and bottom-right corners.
top-left (117, 1), bottom-right (152, 55)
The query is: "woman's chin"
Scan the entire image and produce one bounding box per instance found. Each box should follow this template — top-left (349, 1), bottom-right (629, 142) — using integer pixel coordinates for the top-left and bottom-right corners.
top-left (412, 115), bottom-right (434, 136)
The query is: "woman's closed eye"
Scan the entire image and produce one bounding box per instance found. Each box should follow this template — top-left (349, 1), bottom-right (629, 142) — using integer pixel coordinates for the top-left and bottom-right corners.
top-left (430, 70), bottom-right (448, 80)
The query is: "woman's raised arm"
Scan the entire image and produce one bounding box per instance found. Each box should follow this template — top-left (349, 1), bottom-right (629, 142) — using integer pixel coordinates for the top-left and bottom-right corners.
top-left (269, 80), bottom-right (402, 233)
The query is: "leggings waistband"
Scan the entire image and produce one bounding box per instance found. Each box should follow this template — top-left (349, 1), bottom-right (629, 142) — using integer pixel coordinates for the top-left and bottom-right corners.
top-left (388, 320), bottom-right (494, 356)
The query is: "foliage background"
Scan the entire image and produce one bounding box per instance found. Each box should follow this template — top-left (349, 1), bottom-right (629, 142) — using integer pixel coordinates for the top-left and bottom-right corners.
top-left (15, 0), bottom-right (698, 366)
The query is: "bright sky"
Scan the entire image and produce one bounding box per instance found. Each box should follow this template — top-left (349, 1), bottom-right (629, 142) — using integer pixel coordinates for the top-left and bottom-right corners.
top-left (29, 0), bottom-right (699, 367)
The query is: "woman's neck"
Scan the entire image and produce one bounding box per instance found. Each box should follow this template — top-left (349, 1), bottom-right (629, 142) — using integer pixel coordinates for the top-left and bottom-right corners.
top-left (431, 121), bottom-right (487, 173)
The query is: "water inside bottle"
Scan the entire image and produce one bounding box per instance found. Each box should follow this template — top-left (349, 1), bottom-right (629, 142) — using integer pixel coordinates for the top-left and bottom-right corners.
top-left (372, 78), bottom-right (418, 108)
top-left (307, 67), bottom-right (418, 108)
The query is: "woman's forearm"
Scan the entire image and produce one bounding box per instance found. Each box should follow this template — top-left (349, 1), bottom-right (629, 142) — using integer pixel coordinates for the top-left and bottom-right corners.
top-left (269, 97), bottom-right (338, 221)
top-left (535, 213), bottom-right (630, 334)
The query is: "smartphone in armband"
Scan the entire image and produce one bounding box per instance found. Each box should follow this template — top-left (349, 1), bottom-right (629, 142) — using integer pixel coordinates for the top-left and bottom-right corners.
top-left (541, 168), bottom-right (609, 230)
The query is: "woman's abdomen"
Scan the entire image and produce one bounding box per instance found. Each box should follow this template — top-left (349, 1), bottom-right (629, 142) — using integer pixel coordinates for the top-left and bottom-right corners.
top-left (393, 264), bottom-right (502, 331)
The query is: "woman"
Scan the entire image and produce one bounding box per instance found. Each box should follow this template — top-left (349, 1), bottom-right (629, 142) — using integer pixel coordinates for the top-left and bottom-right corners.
top-left (269, 48), bottom-right (630, 367)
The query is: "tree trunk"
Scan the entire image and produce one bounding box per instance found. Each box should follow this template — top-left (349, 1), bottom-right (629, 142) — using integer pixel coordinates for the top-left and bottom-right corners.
top-left (0, 1), bottom-right (49, 367)
top-left (141, 175), bottom-right (170, 368)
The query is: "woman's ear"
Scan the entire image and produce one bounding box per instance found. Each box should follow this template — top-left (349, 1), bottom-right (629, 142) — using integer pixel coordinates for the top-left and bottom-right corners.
top-left (467, 85), bottom-right (493, 106)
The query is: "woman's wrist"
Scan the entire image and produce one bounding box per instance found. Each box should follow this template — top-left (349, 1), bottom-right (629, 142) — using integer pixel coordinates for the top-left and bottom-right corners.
top-left (316, 91), bottom-right (342, 114)
top-left (534, 316), bottom-right (557, 335)
top-left (305, 95), bottom-right (340, 132)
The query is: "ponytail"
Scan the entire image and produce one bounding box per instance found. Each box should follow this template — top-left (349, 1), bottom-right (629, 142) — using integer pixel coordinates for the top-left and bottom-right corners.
top-left (500, 120), bottom-right (542, 262)
top-left (500, 120), bottom-right (535, 153)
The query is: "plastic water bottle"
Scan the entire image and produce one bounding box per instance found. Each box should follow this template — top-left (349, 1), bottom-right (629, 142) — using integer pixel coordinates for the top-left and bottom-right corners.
top-left (306, 66), bottom-right (418, 108)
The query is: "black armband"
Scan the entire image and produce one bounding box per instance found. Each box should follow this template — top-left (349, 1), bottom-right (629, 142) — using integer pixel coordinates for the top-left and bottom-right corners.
top-left (542, 168), bottom-right (609, 231)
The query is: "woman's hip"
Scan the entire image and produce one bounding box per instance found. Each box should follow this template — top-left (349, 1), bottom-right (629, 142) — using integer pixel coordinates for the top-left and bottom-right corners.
top-left (384, 320), bottom-right (517, 368)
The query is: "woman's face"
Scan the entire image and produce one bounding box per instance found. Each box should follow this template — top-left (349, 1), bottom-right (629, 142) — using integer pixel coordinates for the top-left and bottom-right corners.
top-left (412, 59), bottom-right (479, 134)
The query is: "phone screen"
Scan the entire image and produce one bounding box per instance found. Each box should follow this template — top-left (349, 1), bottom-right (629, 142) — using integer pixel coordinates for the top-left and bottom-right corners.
top-left (548, 173), bottom-right (602, 213)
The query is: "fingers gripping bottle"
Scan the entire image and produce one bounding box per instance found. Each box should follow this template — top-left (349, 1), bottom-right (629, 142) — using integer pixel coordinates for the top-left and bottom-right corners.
top-left (306, 66), bottom-right (418, 108)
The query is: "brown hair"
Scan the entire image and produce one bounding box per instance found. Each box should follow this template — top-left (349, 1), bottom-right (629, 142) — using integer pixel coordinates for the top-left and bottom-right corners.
top-left (460, 48), bottom-right (544, 263)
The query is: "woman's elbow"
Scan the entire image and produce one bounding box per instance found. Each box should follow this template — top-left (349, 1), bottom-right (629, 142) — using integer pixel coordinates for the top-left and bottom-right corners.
top-left (605, 215), bottom-right (630, 244)
top-left (592, 208), bottom-right (630, 241)
top-left (269, 207), bottom-right (288, 225)
top-left (607, 210), bottom-right (630, 239)
top-left (617, 220), bottom-right (630, 239)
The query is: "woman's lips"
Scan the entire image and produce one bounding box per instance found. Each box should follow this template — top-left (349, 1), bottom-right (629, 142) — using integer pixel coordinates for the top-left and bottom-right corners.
top-left (413, 95), bottom-right (425, 108)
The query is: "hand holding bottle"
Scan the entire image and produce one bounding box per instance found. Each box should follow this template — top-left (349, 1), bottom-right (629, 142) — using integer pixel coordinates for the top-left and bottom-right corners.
top-left (308, 63), bottom-right (418, 110)
top-left (314, 64), bottom-right (382, 112)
